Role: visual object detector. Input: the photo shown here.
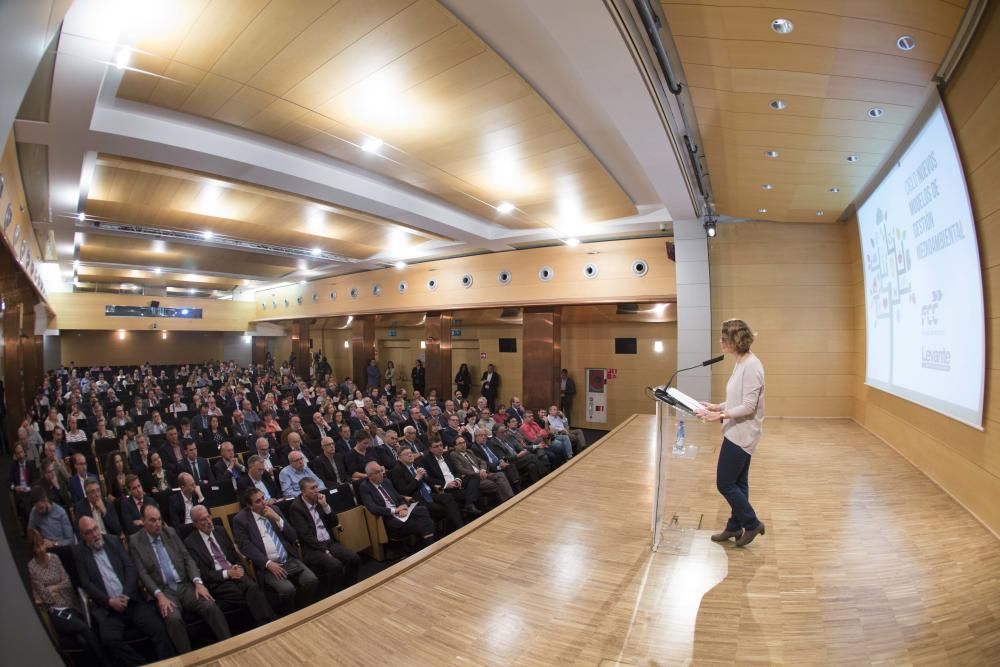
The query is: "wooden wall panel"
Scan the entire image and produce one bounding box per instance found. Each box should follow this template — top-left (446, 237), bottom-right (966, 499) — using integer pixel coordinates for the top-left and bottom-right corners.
top-left (852, 2), bottom-right (1000, 536)
top-left (560, 322), bottom-right (677, 428)
top-left (709, 221), bottom-right (856, 418)
top-left (254, 238), bottom-right (675, 322)
top-left (48, 292), bottom-right (255, 331)
top-left (59, 330), bottom-right (226, 366)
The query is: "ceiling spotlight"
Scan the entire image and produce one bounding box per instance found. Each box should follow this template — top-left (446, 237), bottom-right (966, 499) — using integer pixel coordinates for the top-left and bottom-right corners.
top-left (765, 150), bottom-right (779, 158)
top-left (846, 154), bottom-right (860, 162)
top-left (868, 107), bottom-right (885, 118)
top-left (496, 201), bottom-right (515, 215)
top-left (761, 183), bottom-right (774, 190)
top-left (816, 211), bottom-right (825, 216)
top-left (114, 46), bottom-right (130, 70)
top-left (299, 280), bottom-right (306, 285)
top-left (72, 259), bottom-right (80, 269)
top-left (161, 331), bottom-right (168, 340)
top-left (758, 208), bottom-right (768, 214)
top-left (769, 99), bottom-right (786, 110)
top-left (565, 238), bottom-right (580, 247)
top-left (188, 288), bottom-right (195, 295)
top-left (362, 137), bottom-right (383, 153)
top-left (703, 218), bottom-right (717, 238)
top-left (153, 266), bottom-right (161, 274)
top-left (202, 230), bottom-right (214, 240)
top-left (896, 35), bottom-right (916, 51)
top-left (829, 187), bottom-right (840, 193)
top-left (77, 212), bottom-right (85, 222)
top-left (771, 18), bottom-right (794, 34)
top-left (311, 247), bottom-right (321, 256)
top-left (180, 308), bottom-right (189, 314)
top-left (152, 240), bottom-right (166, 253)
top-left (394, 261), bottom-right (407, 270)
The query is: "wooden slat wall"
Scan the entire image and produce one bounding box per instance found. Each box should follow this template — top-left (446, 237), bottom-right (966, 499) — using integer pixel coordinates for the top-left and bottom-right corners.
top-left (853, 2), bottom-right (1000, 536)
top-left (710, 221), bottom-right (856, 417)
top-left (48, 292), bottom-right (255, 331)
top-left (59, 330), bottom-right (225, 366)
top-left (560, 321), bottom-right (678, 428)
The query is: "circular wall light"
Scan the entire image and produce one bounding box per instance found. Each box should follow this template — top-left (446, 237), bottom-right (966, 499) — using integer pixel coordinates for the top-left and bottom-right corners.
top-left (538, 266), bottom-right (553, 282)
top-left (349, 287), bottom-right (359, 299)
top-left (632, 259), bottom-right (649, 277)
top-left (583, 263), bottom-right (599, 280)
top-left (398, 281), bottom-right (408, 294)
top-left (771, 18), bottom-right (794, 34)
top-left (460, 273), bottom-right (474, 288)
top-left (769, 99), bottom-right (786, 110)
top-left (427, 278), bottom-right (438, 291)
top-left (329, 290), bottom-right (337, 301)
top-left (372, 284), bottom-right (381, 297)
top-left (498, 270), bottom-right (511, 285)
top-left (896, 35), bottom-right (915, 51)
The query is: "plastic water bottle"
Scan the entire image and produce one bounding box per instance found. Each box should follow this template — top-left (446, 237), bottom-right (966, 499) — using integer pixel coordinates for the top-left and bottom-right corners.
top-left (674, 419), bottom-right (686, 453)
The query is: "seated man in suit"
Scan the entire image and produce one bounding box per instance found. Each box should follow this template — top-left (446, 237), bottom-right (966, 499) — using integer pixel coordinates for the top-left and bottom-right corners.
top-left (470, 428), bottom-right (521, 492)
top-left (279, 431), bottom-right (310, 468)
top-left (159, 426), bottom-right (187, 468)
top-left (390, 448), bottom-right (464, 534)
top-left (231, 488), bottom-right (319, 615)
top-left (254, 433), bottom-right (280, 474)
top-left (312, 436), bottom-right (351, 489)
top-left (333, 423), bottom-right (353, 457)
top-left (76, 516), bottom-right (176, 664)
top-left (399, 425), bottom-right (428, 456)
top-left (440, 414), bottom-right (462, 448)
top-left (280, 415), bottom-right (309, 451)
top-left (213, 441), bottom-right (246, 489)
top-left (279, 450), bottom-right (326, 498)
top-left (448, 435), bottom-right (514, 503)
top-left (74, 478), bottom-right (123, 537)
top-left (68, 453), bottom-right (99, 504)
top-left (359, 461), bottom-right (435, 544)
top-left (287, 477), bottom-right (360, 596)
top-left (10, 441), bottom-right (38, 522)
top-left (178, 440), bottom-right (214, 485)
top-left (129, 504), bottom-right (231, 653)
top-left (492, 422), bottom-right (547, 486)
top-left (228, 409), bottom-right (254, 445)
top-left (129, 433), bottom-right (153, 474)
top-left (310, 411), bottom-right (337, 442)
top-left (238, 454), bottom-right (281, 504)
top-left (421, 440), bottom-right (481, 518)
top-left (183, 505), bottom-right (276, 627)
top-left (372, 429), bottom-right (400, 470)
top-left (120, 472), bottom-right (160, 535)
top-left (505, 396), bottom-right (526, 428)
top-left (168, 472), bottom-right (207, 529)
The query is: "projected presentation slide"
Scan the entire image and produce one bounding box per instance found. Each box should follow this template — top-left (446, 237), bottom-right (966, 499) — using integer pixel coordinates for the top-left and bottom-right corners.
top-left (858, 101), bottom-right (985, 428)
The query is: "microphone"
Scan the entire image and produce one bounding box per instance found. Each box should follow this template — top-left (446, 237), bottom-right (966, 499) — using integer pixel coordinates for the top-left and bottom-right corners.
top-left (664, 355), bottom-right (724, 390)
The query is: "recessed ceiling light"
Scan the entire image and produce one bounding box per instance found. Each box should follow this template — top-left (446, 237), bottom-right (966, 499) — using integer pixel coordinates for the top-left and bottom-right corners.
top-left (188, 288), bottom-right (196, 294)
top-left (565, 238), bottom-right (580, 247)
top-left (757, 208), bottom-right (768, 214)
top-left (769, 99), bottom-right (786, 110)
top-left (829, 187), bottom-right (840, 193)
top-left (77, 212), bottom-right (85, 222)
top-left (202, 230), bottom-right (214, 240)
top-left (765, 150), bottom-right (779, 158)
top-left (846, 154), bottom-right (860, 162)
top-left (152, 240), bottom-right (166, 253)
top-left (496, 201), bottom-right (515, 214)
top-left (394, 261), bottom-right (407, 270)
top-left (72, 259), bottom-right (80, 269)
top-left (299, 280), bottom-right (306, 285)
top-left (816, 211), bottom-right (825, 216)
top-left (761, 184), bottom-right (774, 190)
top-left (896, 35), bottom-right (916, 51)
top-left (868, 107), bottom-right (885, 118)
top-left (771, 18), bottom-right (794, 34)
top-left (311, 247), bottom-right (321, 256)
top-left (362, 137), bottom-right (383, 153)
top-left (114, 47), bottom-right (130, 70)
top-left (153, 267), bottom-right (161, 274)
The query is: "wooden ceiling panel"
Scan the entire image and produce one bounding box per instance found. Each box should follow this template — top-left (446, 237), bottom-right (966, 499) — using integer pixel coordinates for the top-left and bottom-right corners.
top-left (117, 0), bottom-right (635, 230)
top-left (78, 236), bottom-right (295, 278)
top-left (664, 0), bottom-right (963, 222)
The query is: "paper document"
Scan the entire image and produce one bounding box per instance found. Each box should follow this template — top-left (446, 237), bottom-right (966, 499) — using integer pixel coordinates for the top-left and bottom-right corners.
top-left (666, 387), bottom-right (703, 414)
top-left (396, 502), bottom-right (419, 523)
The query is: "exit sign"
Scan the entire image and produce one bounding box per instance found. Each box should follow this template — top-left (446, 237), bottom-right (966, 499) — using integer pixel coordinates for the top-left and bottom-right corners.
top-left (451, 328), bottom-right (461, 337)
top-left (388, 329), bottom-right (397, 337)
top-left (607, 368), bottom-right (618, 379)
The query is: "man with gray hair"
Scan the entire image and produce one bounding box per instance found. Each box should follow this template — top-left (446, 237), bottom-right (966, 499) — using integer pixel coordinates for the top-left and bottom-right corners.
top-left (279, 450), bottom-right (326, 498)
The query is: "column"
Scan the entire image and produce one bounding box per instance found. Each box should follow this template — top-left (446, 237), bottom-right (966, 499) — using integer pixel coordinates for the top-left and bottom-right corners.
top-left (522, 307), bottom-right (561, 411)
top-left (290, 319), bottom-right (311, 379)
top-left (424, 311), bottom-right (453, 398)
top-left (672, 220), bottom-right (712, 399)
top-left (351, 315), bottom-right (376, 385)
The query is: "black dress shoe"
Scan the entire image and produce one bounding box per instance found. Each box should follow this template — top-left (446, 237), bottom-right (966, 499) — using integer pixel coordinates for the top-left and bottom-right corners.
top-left (735, 522), bottom-right (765, 547)
top-left (462, 504), bottom-right (482, 517)
top-left (711, 528), bottom-right (742, 542)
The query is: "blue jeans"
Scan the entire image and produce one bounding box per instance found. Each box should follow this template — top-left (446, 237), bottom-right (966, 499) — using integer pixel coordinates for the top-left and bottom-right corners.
top-left (716, 438), bottom-right (759, 531)
top-left (551, 434), bottom-right (573, 459)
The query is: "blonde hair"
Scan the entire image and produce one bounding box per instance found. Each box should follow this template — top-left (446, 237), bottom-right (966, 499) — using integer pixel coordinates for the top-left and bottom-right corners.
top-left (721, 319), bottom-right (755, 355)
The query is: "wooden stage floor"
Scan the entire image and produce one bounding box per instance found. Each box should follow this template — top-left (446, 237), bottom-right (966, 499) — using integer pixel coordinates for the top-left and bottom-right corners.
top-left (172, 415), bottom-right (1000, 666)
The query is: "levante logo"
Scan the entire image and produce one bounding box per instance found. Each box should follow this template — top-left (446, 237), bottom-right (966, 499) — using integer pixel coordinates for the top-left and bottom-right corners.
top-left (921, 347), bottom-right (951, 372)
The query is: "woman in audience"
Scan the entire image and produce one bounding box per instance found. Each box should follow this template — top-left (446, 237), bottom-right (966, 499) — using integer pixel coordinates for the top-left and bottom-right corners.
top-left (206, 415), bottom-right (228, 445)
top-left (457, 399), bottom-right (472, 424)
top-left (27, 528), bottom-right (108, 663)
top-left (462, 413), bottom-right (479, 440)
top-left (144, 451), bottom-right (173, 492)
top-left (64, 416), bottom-right (88, 449)
top-left (37, 459), bottom-right (72, 508)
top-left (104, 450), bottom-right (130, 499)
top-left (44, 407), bottom-right (63, 433)
top-left (384, 360), bottom-right (396, 394)
top-left (90, 417), bottom-right (115, 449)
top-left (454, 363), bottom-right (471, 400)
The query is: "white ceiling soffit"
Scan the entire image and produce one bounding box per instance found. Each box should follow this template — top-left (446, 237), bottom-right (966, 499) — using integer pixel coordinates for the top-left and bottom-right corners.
top-left (442, 0), bottom-right (697, 221)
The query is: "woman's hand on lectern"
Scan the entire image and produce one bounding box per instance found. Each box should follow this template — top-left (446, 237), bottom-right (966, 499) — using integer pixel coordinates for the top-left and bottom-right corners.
top-left (699, 400), bottom-right (721, 412)
top-left (697, 409), bottom-right (723, 422)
